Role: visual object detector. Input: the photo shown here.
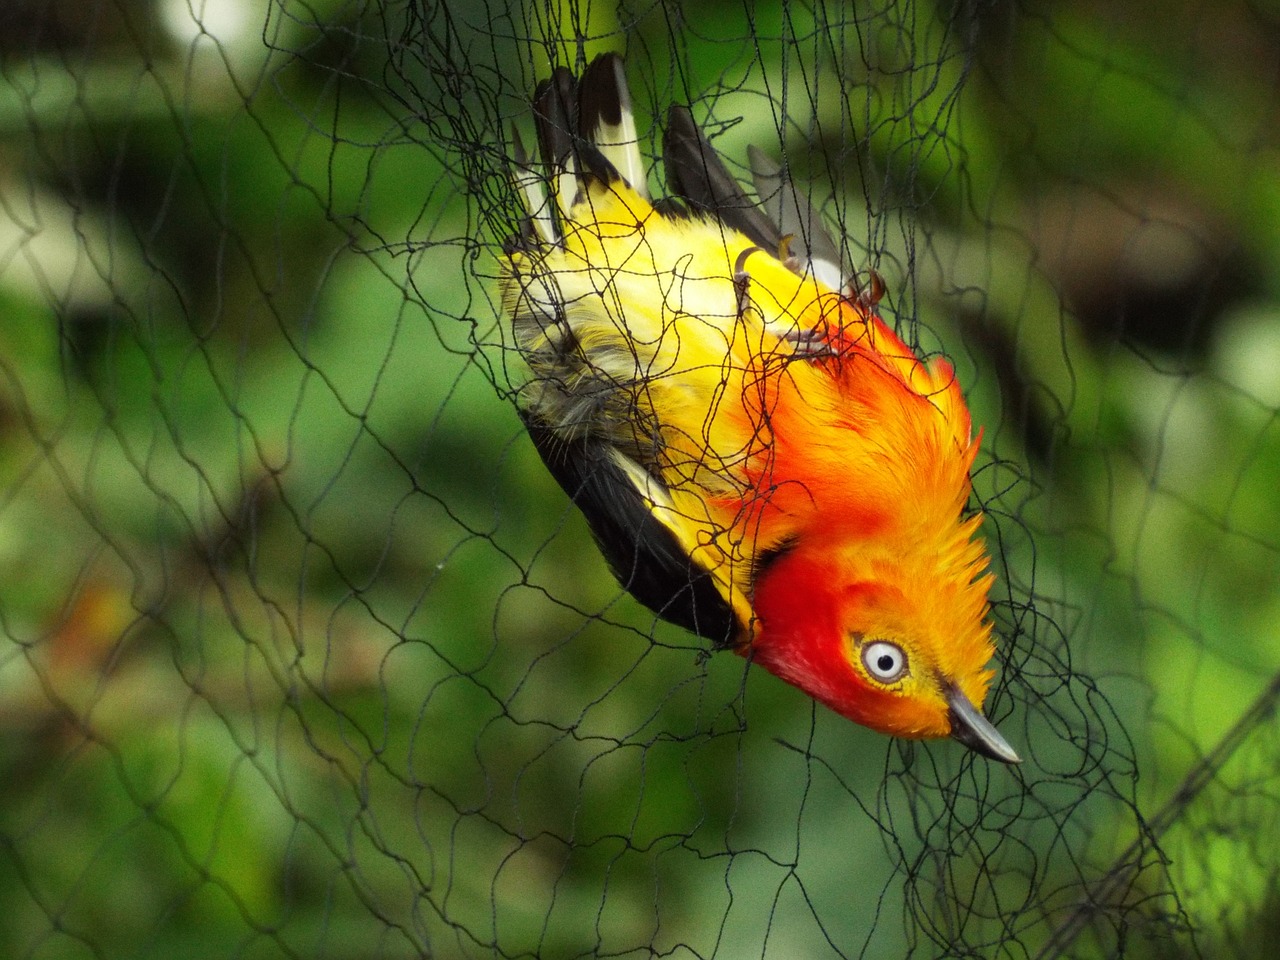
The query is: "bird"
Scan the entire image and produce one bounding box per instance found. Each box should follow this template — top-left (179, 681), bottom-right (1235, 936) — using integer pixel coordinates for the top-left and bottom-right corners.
top-left (497, 53), bottom-right (1019, 764)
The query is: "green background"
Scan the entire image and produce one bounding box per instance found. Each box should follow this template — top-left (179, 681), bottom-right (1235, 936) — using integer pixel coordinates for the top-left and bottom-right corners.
top-left (2, 0), bottom-right (1278, 957)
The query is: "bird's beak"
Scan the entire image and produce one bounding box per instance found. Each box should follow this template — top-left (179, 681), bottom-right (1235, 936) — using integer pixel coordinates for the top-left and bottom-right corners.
top-left (947, 686), bottom-right (1021, 764)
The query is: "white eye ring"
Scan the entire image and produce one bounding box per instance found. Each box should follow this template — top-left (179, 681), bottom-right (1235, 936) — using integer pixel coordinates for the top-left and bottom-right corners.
top-left (862, 641), bottom-right (908, 683)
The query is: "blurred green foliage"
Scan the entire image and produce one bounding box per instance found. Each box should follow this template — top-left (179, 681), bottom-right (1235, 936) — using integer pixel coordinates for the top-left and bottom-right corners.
top-left (2, 0), bottom-right (1279, 958)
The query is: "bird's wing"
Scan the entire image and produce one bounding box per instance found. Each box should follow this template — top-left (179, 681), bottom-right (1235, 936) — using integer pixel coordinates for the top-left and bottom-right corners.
top-left (662, 105), bottom-right (782, 252)
top-left (519, 410), bottom-right (744, 647)
top-left (747, 145), bottom-right (848, 292)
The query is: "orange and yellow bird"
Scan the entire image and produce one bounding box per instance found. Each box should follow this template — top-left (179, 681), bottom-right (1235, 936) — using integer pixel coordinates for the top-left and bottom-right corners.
top-left (500, 54), bottom-right (1019, 763)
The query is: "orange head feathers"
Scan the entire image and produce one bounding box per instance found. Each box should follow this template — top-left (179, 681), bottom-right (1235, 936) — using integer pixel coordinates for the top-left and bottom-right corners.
top-left (500, 54), bottom-right (1018, 763)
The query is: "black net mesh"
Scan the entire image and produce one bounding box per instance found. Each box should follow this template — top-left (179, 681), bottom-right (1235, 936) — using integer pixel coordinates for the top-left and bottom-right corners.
top-left (3, 1), bottom-right (1280, 957)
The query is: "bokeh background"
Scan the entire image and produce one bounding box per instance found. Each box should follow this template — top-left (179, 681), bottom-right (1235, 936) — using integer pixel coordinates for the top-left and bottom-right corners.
top-left (3, 0), bottom-right (1280, 957)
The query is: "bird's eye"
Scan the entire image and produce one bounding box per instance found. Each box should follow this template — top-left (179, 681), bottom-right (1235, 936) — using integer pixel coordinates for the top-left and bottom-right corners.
top-left (861, 641), bottom-right (908, 684)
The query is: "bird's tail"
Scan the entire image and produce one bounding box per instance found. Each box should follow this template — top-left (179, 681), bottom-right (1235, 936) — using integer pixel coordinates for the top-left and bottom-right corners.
top-left (506, 53), bottom-right (858, 303)
top-left (507, 54), bottom-right (646, 251)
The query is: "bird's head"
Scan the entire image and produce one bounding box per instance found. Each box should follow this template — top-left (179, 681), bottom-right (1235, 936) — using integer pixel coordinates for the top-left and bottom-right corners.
top-left (747, 520), bottom-right (1020, 763)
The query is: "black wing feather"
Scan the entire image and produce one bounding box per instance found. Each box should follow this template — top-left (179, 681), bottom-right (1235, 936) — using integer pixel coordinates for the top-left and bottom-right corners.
top-left (663, 105), bottom-right (781, 251)
top-left (520, 410), bottom-right (741, 648)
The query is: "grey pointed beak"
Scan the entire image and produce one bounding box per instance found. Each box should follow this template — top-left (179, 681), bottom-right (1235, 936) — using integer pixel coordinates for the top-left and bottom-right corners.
top-left (947, 686), bottom-right (1021, 764)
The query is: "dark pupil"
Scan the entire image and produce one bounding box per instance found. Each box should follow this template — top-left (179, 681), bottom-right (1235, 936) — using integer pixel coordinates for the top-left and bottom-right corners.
top-left (876, 654), bottom-right (896, 673)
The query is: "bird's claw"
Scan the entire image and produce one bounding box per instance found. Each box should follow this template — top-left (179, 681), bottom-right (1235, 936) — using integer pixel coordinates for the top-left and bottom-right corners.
top-left (775, 322), bottom-right (837, 358)
top-left (734, 245), bottom-right (765, 317)
top-left (846, 268), bottom-right (886, 310)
